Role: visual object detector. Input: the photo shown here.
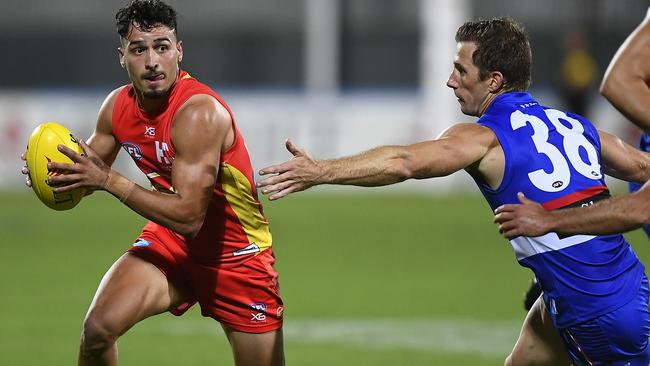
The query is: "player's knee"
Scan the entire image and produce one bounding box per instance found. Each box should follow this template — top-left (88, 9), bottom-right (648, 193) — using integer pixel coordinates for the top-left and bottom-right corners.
top-left (80, 316), bottom-right (118, 356)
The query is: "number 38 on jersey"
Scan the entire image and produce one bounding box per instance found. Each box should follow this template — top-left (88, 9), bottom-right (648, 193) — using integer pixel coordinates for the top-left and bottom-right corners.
top-left (511, 108), bottom-right (602, 192)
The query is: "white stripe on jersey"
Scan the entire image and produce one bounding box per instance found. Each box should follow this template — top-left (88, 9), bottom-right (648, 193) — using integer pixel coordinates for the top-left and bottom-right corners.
top-left (510, 233), bottom-right (596, 260)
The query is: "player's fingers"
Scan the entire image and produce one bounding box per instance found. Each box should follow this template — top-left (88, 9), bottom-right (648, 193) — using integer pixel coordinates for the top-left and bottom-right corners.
top-left (57, 144), bottom-right (83, 163)
top-left (494, 204), bottom-right (517, 215)
top-left (257, 176), bottom-right (277, 188)
top-left (48, 161), bottom-right (76, 173)
top-left (260, 179), bottom-right (289, 194)
top-left (25, 175), bottom-right (32, 187)
top-left (517, 192), bottom-right (537, 205)
top-left (48, 172), bottom-right (81, 186)
top-left (21, 166), bottom-right (30, 175)
top-left (261, 179), bottom-right (296, 196)
top-left (258, 164), bottom-right (286, 176)
top-left (285, 139), bottom-right (303, 157)
top-left (503, 228), bottom-right (521, 238)
top-left (268, 184), bottom-right (301, 201)
top-left (493, 211), bottom-right (513, 224)
top-left (79, 140), bottom-right (90, 157)
top-left (498, 221), bottom-right (519, 238)
top-left (79, 140), bottom-right (98, 159)
top-left (21, 151), bottom-right (27, 161)
top-left (52, 181), bottom-right (83, 193)
top-left (258, 168), bottom-right (294, 184)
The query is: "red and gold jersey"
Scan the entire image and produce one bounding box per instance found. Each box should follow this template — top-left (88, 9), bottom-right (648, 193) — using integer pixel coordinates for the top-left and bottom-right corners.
top-left (112, 70), bottom-right (271, 264)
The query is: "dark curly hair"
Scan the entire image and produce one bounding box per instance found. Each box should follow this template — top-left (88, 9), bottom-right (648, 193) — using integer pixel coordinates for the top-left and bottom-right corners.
top-left (455, 18), bottom-right (532, 92)
top-left (116, 0), bottom-right (178, 39)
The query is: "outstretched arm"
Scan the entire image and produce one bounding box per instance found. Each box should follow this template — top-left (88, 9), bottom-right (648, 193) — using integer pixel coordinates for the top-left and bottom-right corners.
top-left (494, 188), bottom-right (650, 237)
top-left (257, 123), bottom-right (496, 200)
top-left (600, 8), bottom-right (650, 131)
top-left (47, 95), bottom-right (231, 238)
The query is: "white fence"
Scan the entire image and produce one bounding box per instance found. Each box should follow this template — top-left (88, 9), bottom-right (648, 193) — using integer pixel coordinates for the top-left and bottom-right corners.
top-left (0, 89), bottom-right (634, 193)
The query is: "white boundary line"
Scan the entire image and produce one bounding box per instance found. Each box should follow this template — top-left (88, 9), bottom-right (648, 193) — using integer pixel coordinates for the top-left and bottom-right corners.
top-left (145, 317), bottom-right (520, 357)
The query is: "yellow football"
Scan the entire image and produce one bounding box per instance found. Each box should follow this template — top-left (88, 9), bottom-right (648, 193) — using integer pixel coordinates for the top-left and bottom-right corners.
top-left (26, 122), bottom-right (85, 211)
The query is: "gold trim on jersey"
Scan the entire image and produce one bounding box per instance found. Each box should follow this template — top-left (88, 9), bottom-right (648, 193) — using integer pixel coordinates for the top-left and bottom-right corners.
top-left (220, 162), bottom-right (272, 253)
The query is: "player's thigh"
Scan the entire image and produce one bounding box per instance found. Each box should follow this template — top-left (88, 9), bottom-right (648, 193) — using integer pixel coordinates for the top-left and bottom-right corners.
top-left (84, 252), bottom-right (187, 335)
top-left (508, 296), bottom-right (571, 366)
top-left (222, 325), bottom-right (284, 366)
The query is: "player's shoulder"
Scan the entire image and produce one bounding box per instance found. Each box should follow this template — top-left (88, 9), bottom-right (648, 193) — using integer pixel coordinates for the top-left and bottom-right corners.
top-left (175, 94), bottom-right (232, 130)
top-left (440, 123), bottom-right (498, 146)
top-left (97, 85), bottom-right (129, 121)
top-left (100, 85), bottom-right (129, 110)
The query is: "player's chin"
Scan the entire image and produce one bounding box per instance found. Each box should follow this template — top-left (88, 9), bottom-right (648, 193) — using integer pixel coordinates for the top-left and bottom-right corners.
top-left (142, 88), bottom-right (167, 99)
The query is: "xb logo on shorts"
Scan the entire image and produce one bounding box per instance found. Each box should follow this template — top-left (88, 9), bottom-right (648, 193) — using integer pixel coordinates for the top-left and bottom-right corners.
top-left (250, 302), bottom-right (267, 322)
top-left (122, 142), bottom-right (143, 161)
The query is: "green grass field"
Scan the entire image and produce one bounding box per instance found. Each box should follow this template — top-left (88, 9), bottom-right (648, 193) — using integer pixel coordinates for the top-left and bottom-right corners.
top-left (1, 189), bottom-right (648, 365)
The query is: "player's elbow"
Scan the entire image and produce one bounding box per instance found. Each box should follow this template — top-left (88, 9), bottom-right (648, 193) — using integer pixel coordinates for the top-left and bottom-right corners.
top-left (599, 77), bottom-right (616, 100)
top-left (174, 210), bottom-right (206, 238)
top-left (177, 220), bottom-right (204, 239)
top-left (391, 159), bottom-right (418, 182)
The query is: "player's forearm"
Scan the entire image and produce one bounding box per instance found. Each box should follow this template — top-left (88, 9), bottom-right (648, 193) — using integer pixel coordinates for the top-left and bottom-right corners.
top-left (104, 171), bottom-right (206, 237)
top-left (549, 193), bottom-right (649, 236)
top-left (321, 146), bottom-right (414, 187)
top-left (601, 77), bottom-right (650, 132)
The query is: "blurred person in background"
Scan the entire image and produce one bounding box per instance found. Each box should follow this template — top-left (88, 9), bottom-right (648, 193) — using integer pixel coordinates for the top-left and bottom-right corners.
top-left (21, 1), bottom-right (284, 365)
top-left (559, 32), bottom-right (598, 119)
top-left (257, 18), bottom-right (650, 366)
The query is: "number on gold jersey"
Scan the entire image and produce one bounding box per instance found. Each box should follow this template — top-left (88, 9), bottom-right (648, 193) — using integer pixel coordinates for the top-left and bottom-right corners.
top-left (510, 109), bottom-right (602, 192)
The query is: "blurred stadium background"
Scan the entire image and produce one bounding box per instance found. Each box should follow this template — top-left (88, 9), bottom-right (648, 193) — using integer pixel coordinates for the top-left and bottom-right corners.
top-left (1, 0), bottom-right (649, 365)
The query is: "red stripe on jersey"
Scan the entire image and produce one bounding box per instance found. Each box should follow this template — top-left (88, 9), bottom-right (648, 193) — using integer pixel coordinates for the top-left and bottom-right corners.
top-left (541, 185), bottom-right (608, 211)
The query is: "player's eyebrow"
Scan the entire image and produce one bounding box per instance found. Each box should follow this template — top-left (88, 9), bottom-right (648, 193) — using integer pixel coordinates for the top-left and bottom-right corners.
top-left (454, 62), bottom-right (466, 72)
top-left (152, 37), bottom-right (172, 44)
top-left (128, 37), bottom-right (173, 47)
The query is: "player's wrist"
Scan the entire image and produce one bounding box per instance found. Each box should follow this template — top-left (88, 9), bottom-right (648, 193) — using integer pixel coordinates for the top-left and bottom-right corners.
top-left (544, 212), bottom-right (561, 235)
top-left (319, 160), bottom-right (337, 185)
top-left (104, 170), bottom-right (136, 203)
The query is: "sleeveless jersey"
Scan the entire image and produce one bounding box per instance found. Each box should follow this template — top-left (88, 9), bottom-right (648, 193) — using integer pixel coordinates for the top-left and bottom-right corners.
top-left (111, 70), bottom-right (272, 265)
top-left (475, 92), bottom-right (644, 328)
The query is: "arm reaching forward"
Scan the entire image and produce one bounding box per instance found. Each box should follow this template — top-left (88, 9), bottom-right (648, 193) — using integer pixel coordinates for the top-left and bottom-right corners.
top-left (257, 123), bottom-right (498, 200)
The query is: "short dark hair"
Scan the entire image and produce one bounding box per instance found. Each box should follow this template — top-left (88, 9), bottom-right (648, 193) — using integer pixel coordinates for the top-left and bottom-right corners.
top-left (116, 0), bottom-right (178, 39)
top-left (455, 18), bottom-right (532, 92)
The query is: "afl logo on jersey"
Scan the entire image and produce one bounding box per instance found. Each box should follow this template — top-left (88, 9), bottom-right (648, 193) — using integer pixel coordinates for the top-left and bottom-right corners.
top-left (122, 142), bottom-right (143, 161)
top-left (552, 180), bottom-right (564, 189)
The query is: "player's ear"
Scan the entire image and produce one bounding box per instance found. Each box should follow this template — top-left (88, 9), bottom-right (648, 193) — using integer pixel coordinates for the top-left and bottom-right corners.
top-left (176, 40), bottom-right (183, 63)
top-left (488, 71), bottom-right (505, 92)
top-left (117, 47), bottom-right (125, 68)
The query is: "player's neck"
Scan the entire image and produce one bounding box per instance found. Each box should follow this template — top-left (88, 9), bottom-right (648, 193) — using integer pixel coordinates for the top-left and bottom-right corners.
top-left (135, 81), bottom-right (178, 116)
top-left (478, 89), bottom-right (507, 116)
top-left (137, 93), bottom-right (169, 115)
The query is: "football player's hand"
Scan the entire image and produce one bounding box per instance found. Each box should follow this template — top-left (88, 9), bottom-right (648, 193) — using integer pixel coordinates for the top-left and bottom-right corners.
top-left (494, 192), bottom-right (551, 238)
top-left (257, 139), bottom-right (324, 200)
top-left (20, 151), bottom-right (32, 187)
top-left (47, 140), bottom-right (110, 193)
